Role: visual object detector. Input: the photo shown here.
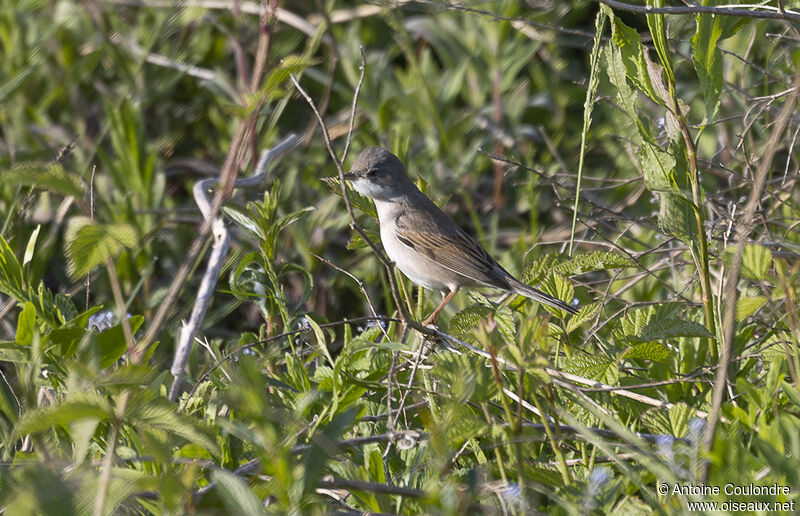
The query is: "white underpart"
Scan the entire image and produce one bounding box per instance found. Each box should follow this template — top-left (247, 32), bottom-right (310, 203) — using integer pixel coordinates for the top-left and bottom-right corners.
top-left (350, 178), bottom-right (390, 200)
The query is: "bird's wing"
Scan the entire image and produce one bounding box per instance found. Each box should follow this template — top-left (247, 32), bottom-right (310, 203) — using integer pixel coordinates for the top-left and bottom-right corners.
top-left (393, 206), bottom-right (510, 289)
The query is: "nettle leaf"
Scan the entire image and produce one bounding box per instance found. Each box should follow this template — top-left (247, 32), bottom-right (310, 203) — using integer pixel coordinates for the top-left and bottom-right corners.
top-left (522, 251), bottom-right (562, 286)
top-left (493, 305), bottom-right (516, 347)
top-left (566, 301), bottom-right (602, 333)
top-left (553, 251), bottom-right (634, 276)
top-left (641, 402), bottom-right (694, 437)
top-left (658, 191), bottom-right (697, 245)
top-left (742, 244), bottom-right (772, 281)
top-left (64, 217), bottom-right (137, 279)
top-left (624, 341), bottom-right (671, 362)
top-left (638, 318), bottom-right (712, 342)
top-left (15, 302), bottom-right (37, 346)
top-left (449, 305), bottom-right (492, 346)
top-left (564, 353), bottom-right (618, 385)
top-left (0, 162), bottom-right (83, 198)
top-left (539, 273), bottom-right (574, 317)
top-left (736, 296), bottom-right (767, 320)
top-left (610, 15), bottom-right (661, 105)
top-left (614, 303), bottom-right (681, 342)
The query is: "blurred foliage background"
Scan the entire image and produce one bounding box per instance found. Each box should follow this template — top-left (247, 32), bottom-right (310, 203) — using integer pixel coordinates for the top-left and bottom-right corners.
top-left (1, 0), bottom-right (800, 514)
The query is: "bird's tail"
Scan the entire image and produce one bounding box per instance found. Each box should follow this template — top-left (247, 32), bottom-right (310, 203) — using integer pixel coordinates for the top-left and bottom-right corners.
top-left (507, 277), bottom-right (579, 315)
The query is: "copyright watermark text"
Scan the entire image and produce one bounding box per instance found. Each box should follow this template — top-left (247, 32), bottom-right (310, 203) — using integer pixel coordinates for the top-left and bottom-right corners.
top-left (657, 483), bottom-right (794, 512)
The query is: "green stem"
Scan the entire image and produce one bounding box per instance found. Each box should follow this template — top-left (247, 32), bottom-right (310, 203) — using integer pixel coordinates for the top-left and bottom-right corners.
top-left (669, 81), bottom-right (718, 362)
top-left (531, 393), bottom-right (570, 486)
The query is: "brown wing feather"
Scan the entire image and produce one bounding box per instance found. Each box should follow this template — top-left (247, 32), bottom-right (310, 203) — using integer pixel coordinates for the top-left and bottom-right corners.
top-left (393, 201), bottom-right (510, 289)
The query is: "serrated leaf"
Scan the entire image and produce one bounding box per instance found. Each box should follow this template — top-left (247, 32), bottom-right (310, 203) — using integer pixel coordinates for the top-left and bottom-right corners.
top-left (493, 306), bottom-right (515, 346)
top-left (325, 177), bottom-right (378, 219)
top-left (449, 305), bottom-right (492, 346)
top-left (638, 318), bottom-right (712, 342)
top-left (641, 402), bottom-right (694, 437)
top-left (0, 163), bottom-right (83, 198)
top-left (624, 341), bottom-right (671, 362)
top-left (564, 354), bottom-right (618, 385)
top-left (64, 217), bottom-right (137, 278)
top-left (566, 301), bottom-right (602, 333)
top-left (736, 296), bottom-right (767, 320)
top-left (742, 244), bottom-right (772, 281)
top-left (522, 252), bottom-right (562, 286)
top-left (553, 251), bottom-right (634, 275)
top-left (539, 273), bottom-right (574, 317)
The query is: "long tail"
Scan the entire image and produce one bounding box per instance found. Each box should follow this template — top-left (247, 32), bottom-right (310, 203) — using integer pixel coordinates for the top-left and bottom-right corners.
top-left (507, 277), bottom-right (579, 315)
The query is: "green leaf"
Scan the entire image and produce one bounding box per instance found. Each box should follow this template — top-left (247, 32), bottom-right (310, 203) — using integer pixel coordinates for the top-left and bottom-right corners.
top-left (493, 305), bottom-right (516, 347)
top-left (64, 217), bottom-right (137, 278)
top-left (610, 15), bottom-right (661, 105)
top-left (0, 163), bottom-right (83, 198)
top-left (23, 225), bottom-right (41, 268)
top-left (741, 244), bottom-right (772, 281)
top-left (736, 296), bottom-right (767, 320)
top-left (346, 229), bottom-right (382, 251)
top-left (16, 301), bottom-right (37, 346)
top-left (540, 272), bottom-right (575, 317)
top-left (640, 141), bottom-right (676, 192)
top-left (449, 305), bottom-right (492, 346)
top-left (692, 9), bottom-right (724, 122)
top-left (658, 192), bottom-right (697, 245)
top-left (87, 315), bottom-right (144, 368)
top-left (306, 317), bottom-right (333, 366)
top-left (223, 206), bottom-right (264, 240)
top-left (646, 0), bottom-right (674, 83)
top-left (641, 402), bottom-right (694, 437)
top-left (212, 468), bottom-right (264, 516)
top-left (638, 318), bottom-right (712, 342)
top-left (605, 41), bottom-right (638, 121)
top-left (553, 251), bottom-right (634, 275)
top-left (564, 354), bottom-right (618, 385)
top-left (566, 301), bottom-right (602, 333)
top-left (522, 251), bottom-right (562, 286)
top-left (624, 341), bottom-right (671, 362)
top-left (15, 392), bottom-right (112, 436)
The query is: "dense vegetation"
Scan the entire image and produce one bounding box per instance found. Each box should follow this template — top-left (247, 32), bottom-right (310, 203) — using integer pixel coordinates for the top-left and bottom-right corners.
top-left (1, 0), bottom-right (799, 514)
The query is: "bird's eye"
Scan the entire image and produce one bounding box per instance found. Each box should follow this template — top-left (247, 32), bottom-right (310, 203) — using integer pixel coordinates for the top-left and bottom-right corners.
top-left (366, 168), bottom-right (379, 178)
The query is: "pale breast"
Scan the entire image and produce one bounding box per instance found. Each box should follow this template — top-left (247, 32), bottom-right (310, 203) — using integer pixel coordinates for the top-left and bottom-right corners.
top-left (375, 201), bottom-right (457, 292)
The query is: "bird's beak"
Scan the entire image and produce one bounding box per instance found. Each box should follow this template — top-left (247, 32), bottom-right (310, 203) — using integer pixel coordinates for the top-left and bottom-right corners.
top-left (342, 172), bottom-right (355, 181)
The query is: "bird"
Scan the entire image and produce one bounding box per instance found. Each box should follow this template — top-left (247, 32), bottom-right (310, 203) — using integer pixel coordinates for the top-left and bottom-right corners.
top-left (343, 147), bottom-right (578, 325)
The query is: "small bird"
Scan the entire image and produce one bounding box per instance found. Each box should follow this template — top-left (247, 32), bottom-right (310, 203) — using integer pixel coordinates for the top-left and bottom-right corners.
top-left (343, 147), bottom-right (578, 324)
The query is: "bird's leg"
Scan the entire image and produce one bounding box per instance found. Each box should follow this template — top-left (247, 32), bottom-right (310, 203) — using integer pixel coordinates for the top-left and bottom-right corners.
top-left (422, 288), bottom-right (457, 325)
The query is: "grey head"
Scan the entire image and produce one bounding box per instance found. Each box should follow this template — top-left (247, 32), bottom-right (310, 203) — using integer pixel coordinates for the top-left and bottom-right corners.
top-left (343, 147), bottom-right (415, 201)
